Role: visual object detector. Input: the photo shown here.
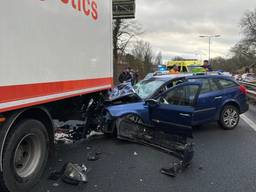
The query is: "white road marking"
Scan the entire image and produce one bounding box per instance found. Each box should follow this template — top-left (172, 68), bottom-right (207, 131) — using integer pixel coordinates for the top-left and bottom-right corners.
top-left (240, 114), bottom-right (256, 131)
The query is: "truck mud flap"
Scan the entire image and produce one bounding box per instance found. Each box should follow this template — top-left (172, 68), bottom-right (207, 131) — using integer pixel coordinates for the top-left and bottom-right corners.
top-left (116, 119), bottom-right (194, 162)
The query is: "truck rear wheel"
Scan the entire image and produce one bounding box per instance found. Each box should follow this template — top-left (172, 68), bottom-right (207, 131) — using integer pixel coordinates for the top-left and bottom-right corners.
top-left (0, 119), bottom-right (49, 192)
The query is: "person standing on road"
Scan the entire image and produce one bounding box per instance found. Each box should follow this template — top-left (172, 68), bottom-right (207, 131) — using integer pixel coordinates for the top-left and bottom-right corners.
top-left (202, 60), bottom-right (212, 72)
top-left (119, 67), bottom-right (132, 83)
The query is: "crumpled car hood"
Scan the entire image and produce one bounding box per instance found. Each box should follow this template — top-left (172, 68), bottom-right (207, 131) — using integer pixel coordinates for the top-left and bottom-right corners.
top-left (107, 82), bottom-right (141, 102)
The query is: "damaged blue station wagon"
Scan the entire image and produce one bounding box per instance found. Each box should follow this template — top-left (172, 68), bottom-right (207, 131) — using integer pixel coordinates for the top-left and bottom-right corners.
top-left (103, 74), bottom-right (249, 137)
top-left (96, 73), bottom-right (249, 176)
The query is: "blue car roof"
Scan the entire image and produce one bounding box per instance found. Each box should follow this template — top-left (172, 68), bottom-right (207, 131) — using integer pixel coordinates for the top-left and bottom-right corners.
top-left (151, 73), bottom-right (233, 82)
top-left (152, 74), bottom-right (191, 81)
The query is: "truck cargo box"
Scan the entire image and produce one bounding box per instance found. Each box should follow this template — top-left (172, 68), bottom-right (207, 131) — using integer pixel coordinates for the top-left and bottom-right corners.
top-left (0, 0), bottom-right (113, 113)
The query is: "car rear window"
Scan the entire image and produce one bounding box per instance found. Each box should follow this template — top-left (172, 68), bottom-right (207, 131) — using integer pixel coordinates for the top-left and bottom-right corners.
top-left (188, 78), bottom-right (213, 93)
top-left (218, 79), bottom-right (237, 89)
top-left (202, 79), bottom-right (212, 93)
top-left (209, 79), bottom-right (220, 91)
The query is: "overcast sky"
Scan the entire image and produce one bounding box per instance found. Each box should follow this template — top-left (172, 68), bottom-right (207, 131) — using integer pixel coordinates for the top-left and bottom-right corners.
top-left (135, 0), bottom-right (256, 61)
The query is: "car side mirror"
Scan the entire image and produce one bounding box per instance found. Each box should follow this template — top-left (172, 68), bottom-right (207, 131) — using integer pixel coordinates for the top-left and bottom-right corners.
top-left (145, 99), bottom-right (159, 107)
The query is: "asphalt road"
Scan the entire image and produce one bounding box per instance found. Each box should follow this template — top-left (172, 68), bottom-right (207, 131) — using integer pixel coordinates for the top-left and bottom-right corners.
top-left (37, 104), bottom-right (256, 192)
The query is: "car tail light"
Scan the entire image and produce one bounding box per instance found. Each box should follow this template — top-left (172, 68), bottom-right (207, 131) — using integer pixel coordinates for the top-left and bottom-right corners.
top-left (239, 85), bottom-right (248, 95)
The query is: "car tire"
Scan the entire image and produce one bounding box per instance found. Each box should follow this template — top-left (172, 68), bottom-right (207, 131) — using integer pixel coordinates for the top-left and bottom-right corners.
top-left (121, 114), bottom-right (144, 124)
top-left (114, 114), bottom-right (144, 137)
top-left (219, 105), bottom-right (240, 130)
top-left (0, 119), bottom-right (49, 192)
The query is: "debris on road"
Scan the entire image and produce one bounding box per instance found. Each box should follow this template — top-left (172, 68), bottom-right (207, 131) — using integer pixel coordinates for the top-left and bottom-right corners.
top-left (54, 120), bottom-right (86, 130)
top-left (161, 161), bottom-right (184, 177)
top-left (87, 152), bottom-right (102, 161)
top-left (198, 165), bottom-right (204, 170)
top-left (86, 146), bottom-right (92, 150)
top-left (52, 95), bottom-right (196, 183)
top-left (54, 132), bottom-right (73, 144)
top-left (52, 183), bottom-right (59, 187)
top-left (115, 118), bottom-right (194, 177)
top-left (160, 143), bottom-right (194, 177)
top-left (48, 163), bottom-right (88, 186)
top-left (62, 163), bottom-right (88, 185)
top-left (54, 119), bottom-right (105, 144)
top-left (54, 120), bottom-right (87, 143)
top-left (86, 131), bottom-right (104, 140)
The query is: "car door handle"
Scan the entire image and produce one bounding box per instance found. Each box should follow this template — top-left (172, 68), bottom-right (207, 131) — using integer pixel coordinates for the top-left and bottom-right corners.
top-left (179, 113), bottom-right (191, 117)
top-left (214, 96), bottom-right (222, 100)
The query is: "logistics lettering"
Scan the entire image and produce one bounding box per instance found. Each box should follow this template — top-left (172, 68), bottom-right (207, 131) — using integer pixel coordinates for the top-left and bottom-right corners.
top-left (60, 0), bottom-right (98, 20)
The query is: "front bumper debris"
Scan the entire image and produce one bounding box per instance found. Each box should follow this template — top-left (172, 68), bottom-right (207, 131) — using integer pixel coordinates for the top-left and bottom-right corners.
top-left (116, 118), bottom-right (194, 177)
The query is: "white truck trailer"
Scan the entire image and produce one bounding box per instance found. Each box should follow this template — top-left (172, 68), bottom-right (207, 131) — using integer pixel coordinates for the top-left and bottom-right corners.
top-left (0, 1), bottom-right (113, 191)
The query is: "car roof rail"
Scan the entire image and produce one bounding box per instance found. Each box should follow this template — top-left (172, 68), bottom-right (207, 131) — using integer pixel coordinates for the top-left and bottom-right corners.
top-left (192, 71), bottom-right (225, 76)
top-left (193, 72), bottom-right (207, 76)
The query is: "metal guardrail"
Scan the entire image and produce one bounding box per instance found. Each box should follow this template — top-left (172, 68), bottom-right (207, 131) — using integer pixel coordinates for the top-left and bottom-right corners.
top-left (239, 81), bottom-right (256, 101)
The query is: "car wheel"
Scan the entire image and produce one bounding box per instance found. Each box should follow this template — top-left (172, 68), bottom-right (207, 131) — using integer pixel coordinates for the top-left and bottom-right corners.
top-left (219, 105), bottom-right (240, 130)
top-left (114, 114), bottom-right (144, 136)
top-left (114, 114), bottom-right (145, 139)
top-left (123, 114), bottom-right (144, 124)
top-left (0, 119), bottom-right (49, 192)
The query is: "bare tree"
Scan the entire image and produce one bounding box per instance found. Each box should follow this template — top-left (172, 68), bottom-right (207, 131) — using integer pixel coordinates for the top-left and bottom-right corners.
top-left (241, 9), bottom-right (256, 43)
top-left (155, 51), bottom-right (163, 66)
top-left (131, 40), bottom-right (154, 77)
top-left (209, 9), bottom-right (256, 73)
top-left (227, 9), bottom-right (256, 71)
top-left (113, 19), bottom-right (143, 82)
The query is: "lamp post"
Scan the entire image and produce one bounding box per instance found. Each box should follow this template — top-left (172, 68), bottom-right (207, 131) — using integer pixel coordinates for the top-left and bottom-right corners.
top-left (199, 35), bottom-right (221, 63)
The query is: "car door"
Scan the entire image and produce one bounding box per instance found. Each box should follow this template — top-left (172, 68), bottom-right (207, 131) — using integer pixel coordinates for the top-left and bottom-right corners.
top-left (190, 78), bottom-right (223, 124)
top-left (149, 82), bottom-right (201, 137)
